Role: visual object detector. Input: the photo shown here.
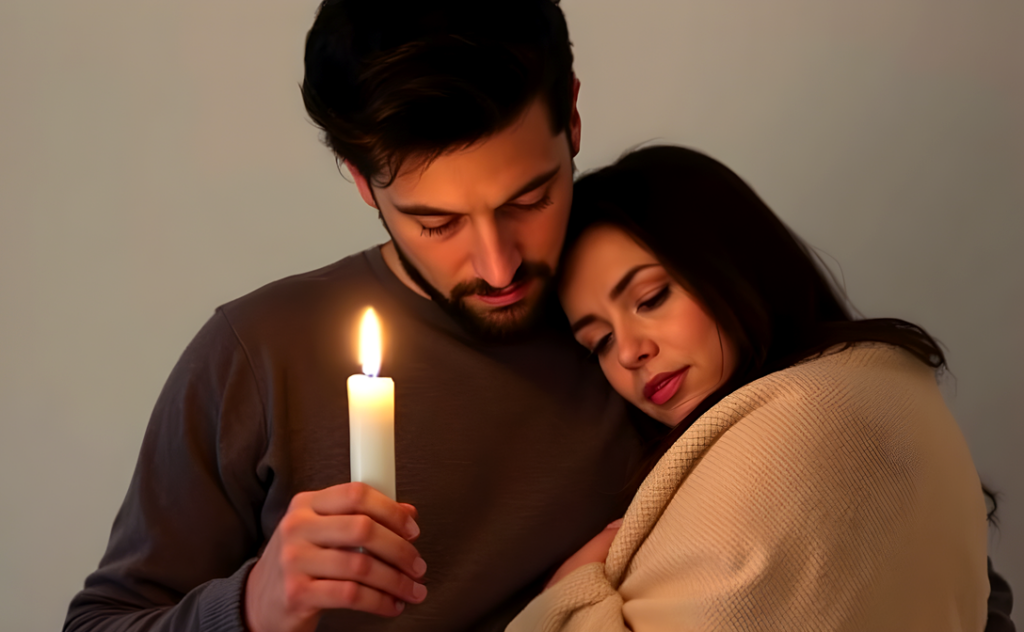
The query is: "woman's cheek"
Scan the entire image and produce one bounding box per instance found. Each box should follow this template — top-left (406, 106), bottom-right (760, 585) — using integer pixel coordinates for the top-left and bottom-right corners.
top-left (619, 373), bottom-right (644, 410)
top-left (601, 362), bottom-right (634, 407)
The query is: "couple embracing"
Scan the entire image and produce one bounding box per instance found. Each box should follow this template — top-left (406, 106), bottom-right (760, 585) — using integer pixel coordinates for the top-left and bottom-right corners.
top-left (66, 1), bottom-right (1012, 631)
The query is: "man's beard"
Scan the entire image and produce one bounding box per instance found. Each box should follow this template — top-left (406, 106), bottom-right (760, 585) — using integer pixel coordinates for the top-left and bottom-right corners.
top-left (392, 241), bottom-right (553, 341)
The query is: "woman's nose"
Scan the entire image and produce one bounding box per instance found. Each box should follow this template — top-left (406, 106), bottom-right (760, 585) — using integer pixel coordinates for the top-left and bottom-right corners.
top-left (617, 333), bottom-right (658, 370)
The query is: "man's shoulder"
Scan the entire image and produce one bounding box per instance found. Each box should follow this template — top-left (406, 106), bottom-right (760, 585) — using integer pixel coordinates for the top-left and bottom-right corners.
top-left (212, 247), bottom-right (395, 353)
top-left (224, 248), bottom-right (380, 313)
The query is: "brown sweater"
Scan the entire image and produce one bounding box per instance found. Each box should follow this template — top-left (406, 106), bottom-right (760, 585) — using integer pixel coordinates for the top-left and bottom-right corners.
top-left (509, 344), bottom-right (990, 631)
top-left (64, 246), bottom-right (653, 632)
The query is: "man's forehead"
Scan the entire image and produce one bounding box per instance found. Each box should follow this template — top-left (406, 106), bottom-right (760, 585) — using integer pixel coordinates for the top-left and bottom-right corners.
top-left (379, 98), bottom-right (566, 209)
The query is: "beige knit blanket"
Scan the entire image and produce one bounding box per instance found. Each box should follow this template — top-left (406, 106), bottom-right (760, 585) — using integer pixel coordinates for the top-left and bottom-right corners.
top-left (508, 344), bottom-right (989, 632)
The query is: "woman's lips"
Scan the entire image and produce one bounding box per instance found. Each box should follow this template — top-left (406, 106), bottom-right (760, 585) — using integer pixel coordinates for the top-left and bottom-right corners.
top-left (474, 279), bottom-right (533, 307)
top-left (643, 367), bottom-right (689, 406)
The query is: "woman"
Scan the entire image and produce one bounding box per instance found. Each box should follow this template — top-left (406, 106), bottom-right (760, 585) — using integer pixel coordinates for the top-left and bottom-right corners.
top-left (507, 146), bottom-right (997, 631)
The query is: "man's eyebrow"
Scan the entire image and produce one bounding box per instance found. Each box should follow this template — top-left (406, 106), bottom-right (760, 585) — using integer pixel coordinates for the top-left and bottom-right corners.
top-left (610, 264), bottom-right (657, 300)
top-left (503, 165), bottom-right (560, 205)
top-left (391, 165), bottom-right (561, 217)
top-left (392, 202), bottom-right (459, 217)
top-left (570, 314), bottom-right (597, 334)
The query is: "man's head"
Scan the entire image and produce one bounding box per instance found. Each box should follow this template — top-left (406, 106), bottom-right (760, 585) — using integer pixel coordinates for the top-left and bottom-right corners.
top-left (302, 0), bottom-right (580, 338)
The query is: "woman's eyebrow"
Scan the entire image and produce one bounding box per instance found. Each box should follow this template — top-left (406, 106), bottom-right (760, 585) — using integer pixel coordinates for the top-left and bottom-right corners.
top-left (610, 264), bottom-right (657, 300)
top-left (570, 314), bottom-right (596, 334)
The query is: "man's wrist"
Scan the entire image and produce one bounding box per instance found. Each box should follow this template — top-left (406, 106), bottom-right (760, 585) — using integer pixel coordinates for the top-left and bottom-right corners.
top-left (200, 557), bottom-right (260, 632)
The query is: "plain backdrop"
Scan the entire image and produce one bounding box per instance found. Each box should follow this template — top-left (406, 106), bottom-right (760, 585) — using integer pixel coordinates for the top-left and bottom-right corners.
top-left (1, 1), bottom-right (1021, 630)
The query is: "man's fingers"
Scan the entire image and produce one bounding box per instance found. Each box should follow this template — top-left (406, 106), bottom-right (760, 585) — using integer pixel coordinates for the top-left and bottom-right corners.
top-left (400, 504), bottom-right (420, 541)
top-left (307, 483), bottom-right (420, 540)
top-left (297, 547), bottom-right (427, 605)
top-left (303, 578), bottom-right (408, 618)
top-left (298, 514), bottom-right (426, 580)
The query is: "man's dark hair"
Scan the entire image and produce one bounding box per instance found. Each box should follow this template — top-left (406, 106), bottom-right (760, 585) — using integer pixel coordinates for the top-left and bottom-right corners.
top-left (301, 0), bottom-right (575, 187)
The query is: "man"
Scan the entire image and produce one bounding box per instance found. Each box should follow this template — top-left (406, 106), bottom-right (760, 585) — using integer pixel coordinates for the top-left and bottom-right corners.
top-left (65, 1), bottom-right (655, 631)
top-left (65, 2), bottom-right (1015, 631)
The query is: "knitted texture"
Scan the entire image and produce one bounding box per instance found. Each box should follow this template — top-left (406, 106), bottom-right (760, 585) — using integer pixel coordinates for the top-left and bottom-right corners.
top-left (508, 345), bottom-right (989, 632)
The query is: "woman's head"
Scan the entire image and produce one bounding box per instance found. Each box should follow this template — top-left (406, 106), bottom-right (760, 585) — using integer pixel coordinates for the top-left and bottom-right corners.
top-left (560, 223), bottom-right (737, 425)
top-left (561, 146), bottom-right (943, 428)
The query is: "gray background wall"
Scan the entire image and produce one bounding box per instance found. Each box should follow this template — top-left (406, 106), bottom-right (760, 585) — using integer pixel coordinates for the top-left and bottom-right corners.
top-left (1, 1), bottom-right (1020, 629)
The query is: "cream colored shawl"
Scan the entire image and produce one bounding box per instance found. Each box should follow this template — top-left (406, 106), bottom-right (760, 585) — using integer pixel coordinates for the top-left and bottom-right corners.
top-left (508, 344), bottom-right (989, 632)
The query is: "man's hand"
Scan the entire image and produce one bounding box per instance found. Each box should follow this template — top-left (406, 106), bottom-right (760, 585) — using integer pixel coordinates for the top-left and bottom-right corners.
top-left (244, 482), bottom-right (427, 632)
top-left (544, 518), bottom-right (623, 590)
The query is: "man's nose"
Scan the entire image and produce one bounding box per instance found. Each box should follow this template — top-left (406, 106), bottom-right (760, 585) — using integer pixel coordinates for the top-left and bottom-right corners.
top-left (471, 218), bottom-right (521, 288)
top-left (618, 331), bottom-right (658, 370)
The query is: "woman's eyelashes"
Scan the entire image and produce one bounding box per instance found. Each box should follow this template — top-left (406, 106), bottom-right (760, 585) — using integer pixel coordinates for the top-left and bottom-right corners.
top-left (418, 195), bottom-right (553, 238)
top-left (585, 286), bottom-right (670, 360)
top-left (638, 285), bottom-right (670, 311)
top-left (589, 333), bottom-right (613, 359)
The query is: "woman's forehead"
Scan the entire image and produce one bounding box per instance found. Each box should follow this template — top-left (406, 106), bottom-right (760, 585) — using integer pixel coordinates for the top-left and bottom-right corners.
top-left (560, 225), bottom-right (658, 301)
top-left (574, 224), bottom-right (654, 268)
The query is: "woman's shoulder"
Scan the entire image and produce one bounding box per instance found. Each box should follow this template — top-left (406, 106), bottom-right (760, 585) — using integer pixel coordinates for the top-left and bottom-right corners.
top-left (756, 342), bottom-right (936, 404)
top-left (705, 343), bottom-right (938, 435)
top-left (663, 343), bottom-right (945, 482)
top-left (626, 345), bottom-right (987, 632)
top-left (645, 344), bottom-right (942, 534)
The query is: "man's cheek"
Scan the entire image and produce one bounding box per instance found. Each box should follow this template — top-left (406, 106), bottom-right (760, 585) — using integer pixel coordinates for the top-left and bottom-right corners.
top-left (537, 221), bottom-right (569, 263)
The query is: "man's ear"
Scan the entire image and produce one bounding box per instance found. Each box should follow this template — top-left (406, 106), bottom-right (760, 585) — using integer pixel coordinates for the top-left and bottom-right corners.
top-left (347, 162), bottom-right (378, 209)
top-left (569, 75), bottom-right (582, 157)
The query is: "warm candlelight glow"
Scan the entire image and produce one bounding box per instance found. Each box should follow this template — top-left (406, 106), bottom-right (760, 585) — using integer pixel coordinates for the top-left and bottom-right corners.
top-left (348, 306), bottom-right (396, 500)
top-left (359, 307), bottom-right (382, 377)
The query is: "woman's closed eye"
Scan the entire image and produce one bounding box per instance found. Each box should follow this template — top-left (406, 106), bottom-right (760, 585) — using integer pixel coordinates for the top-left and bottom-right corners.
top-left (583, 287), bottom-right (669, 360)
top-left (638, 285), bottom-right (670, 312)
top-left (585, 332), bottom-right (613, 360)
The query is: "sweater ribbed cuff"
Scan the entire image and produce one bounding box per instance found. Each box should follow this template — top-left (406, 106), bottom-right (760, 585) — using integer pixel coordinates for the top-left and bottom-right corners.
top-left (199, 558), bottom-right (259, 632)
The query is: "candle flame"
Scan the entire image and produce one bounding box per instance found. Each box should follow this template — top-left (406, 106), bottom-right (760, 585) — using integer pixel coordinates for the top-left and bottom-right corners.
top-left (358, 307), bottom-right (382, 377)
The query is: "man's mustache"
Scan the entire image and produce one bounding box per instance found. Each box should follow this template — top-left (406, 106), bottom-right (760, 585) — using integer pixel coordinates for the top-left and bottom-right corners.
top-left (450, 262), bottom-right (553, 302)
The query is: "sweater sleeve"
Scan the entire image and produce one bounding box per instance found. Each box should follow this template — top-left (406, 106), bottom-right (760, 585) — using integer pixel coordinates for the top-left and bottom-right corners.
top-left (64, 310), bottom-right (269, 632)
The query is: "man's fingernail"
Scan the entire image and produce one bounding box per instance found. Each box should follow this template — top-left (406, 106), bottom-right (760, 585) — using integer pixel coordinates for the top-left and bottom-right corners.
top-left (395, 600), bottom-right (405, 613)
top-left (607, 518), bottom-right (624, 529)
top-left (405, 517), bottom-right (420, 539)
top-left (412, 557), bottom-right (428, 577)
top-left (412, 583), bottom-right (428, 601)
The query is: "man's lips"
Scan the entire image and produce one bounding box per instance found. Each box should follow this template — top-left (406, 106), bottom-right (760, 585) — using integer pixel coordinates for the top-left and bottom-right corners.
top-left (643, 368), bottom-right (689, 406)
top-left (473, 278), bottom-right (533, 307)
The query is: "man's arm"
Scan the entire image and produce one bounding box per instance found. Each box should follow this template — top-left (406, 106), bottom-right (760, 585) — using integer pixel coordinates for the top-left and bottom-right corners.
top-left (65, 311), bottom-right (427, 632)
top-left (64, 311), bottom-right (273, 632)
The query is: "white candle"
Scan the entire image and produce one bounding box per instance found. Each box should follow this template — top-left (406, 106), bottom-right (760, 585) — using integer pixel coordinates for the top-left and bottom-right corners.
top-left (347, 308), bottom-right (396, 500)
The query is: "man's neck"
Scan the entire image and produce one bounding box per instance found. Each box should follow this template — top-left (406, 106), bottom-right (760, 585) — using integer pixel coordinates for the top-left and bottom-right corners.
top-left (380, 241), bottom-right (431, 299)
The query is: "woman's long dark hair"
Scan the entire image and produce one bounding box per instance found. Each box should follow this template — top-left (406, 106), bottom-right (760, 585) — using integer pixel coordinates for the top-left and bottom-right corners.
top-left (567, 146), bottom-right (996, 519)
